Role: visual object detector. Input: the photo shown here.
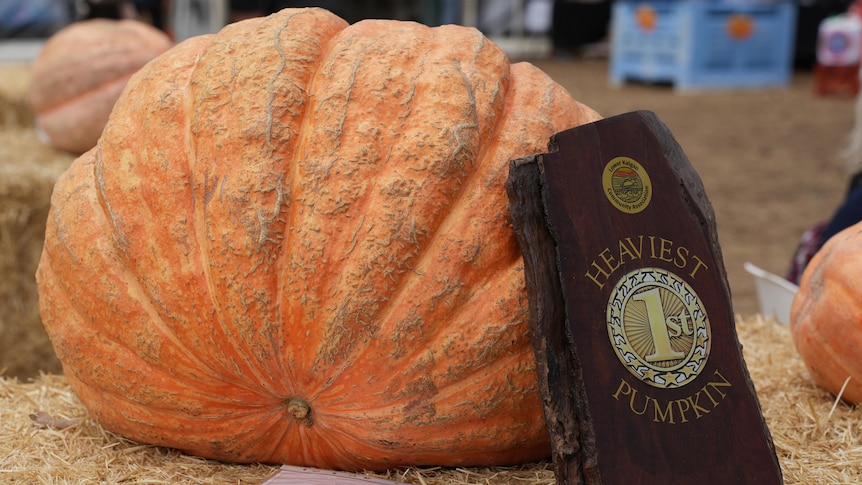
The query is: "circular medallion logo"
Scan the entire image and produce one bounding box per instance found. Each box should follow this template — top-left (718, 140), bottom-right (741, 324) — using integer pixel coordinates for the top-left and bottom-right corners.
top-left (607, 267), bottom-right (710, 388)
top-left (602, 157), bottom-right (652, 214)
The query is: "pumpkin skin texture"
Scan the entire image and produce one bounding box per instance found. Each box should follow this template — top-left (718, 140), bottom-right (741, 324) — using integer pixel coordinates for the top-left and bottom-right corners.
top-left (790, 222), bottom-right (862, 405)
top-left (36, 8), bottom-right (601, 471)
top-left (27, 18), bottom-right (172, 154)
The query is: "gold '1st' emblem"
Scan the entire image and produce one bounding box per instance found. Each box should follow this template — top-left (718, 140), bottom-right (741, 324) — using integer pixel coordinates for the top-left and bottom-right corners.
top-left (607, 267), bottom-right (711, 388)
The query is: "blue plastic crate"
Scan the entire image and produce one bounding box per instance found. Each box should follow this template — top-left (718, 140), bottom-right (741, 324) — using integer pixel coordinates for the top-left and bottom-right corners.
top-left (609, 1), bottom-right (798, 90)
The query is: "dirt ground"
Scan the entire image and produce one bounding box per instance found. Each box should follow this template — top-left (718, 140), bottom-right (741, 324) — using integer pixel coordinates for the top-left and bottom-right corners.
top-left (533, 58), bottom-right (857, 317)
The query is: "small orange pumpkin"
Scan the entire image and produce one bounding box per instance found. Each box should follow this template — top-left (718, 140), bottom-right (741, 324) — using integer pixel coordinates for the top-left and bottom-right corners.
top-left (28, 18), bottom-right (172, 154)
top-left (36, 8), bottom-right (601, 471)
top-left (635, 4), bottom-right (658, 32)
top-left (790, 221), bottom-right (862, 404)
top-left (726, 14), bottom-right (755, 41)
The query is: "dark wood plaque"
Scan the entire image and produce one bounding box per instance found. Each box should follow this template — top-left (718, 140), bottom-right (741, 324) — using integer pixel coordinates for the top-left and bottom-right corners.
top-left (506, 110), bottom-right (782, 484)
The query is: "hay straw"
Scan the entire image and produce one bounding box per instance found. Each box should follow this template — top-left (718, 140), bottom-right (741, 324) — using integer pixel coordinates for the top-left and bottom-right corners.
top-left (737, 314), bottom-right (862, 484)
top-left (0, 63), bottom-right (73, 378)
top-left (0, 374), bottom-right (278, 484)
top-left (0, 127), bottom-right (73, 378)
top-left (1, 314), bottom-right (860, 484)
top-left (0, 64), bottom-right (34, 128)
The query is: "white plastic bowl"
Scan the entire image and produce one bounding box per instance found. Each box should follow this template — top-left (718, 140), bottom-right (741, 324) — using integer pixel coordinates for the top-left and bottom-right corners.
top-left (744, 262), bottom-right (799, 325)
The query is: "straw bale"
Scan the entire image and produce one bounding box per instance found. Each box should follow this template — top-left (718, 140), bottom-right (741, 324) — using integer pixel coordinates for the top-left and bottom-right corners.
top-left (0, 314), bottom-right (860, 484)
top-left (0, 374), bottom-right (279, 484)
top-left (739, 314), bottom-right (862, 484)
top-left (0, 64), bottom-right (34, 128)
top-left (0, 127), bottom-right (73, 378)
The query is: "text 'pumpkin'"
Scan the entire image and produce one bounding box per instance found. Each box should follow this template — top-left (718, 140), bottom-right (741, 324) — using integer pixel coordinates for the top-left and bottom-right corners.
top-left (36, 7), bottom-right (601, 471)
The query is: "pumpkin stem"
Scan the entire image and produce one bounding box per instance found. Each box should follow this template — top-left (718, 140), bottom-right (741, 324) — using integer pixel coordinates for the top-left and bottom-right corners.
top-left (286, 398), bottom-right (313, 427)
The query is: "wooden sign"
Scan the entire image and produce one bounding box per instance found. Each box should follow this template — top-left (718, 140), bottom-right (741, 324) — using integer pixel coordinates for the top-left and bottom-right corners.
top-left (506, 111), bottom-right (783, 484)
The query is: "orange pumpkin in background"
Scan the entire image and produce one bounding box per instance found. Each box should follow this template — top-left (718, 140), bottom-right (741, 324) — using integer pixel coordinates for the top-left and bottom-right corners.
top-left (28, 18), bottom-right (172, 154)
top-left (36, 8), bottom-right (601, 471)
top-left (791, 221), bottom-right (862, 405)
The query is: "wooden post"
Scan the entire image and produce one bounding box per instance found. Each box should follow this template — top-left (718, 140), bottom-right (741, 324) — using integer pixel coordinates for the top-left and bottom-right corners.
top-left (506, 110), bottom-right (782, 485)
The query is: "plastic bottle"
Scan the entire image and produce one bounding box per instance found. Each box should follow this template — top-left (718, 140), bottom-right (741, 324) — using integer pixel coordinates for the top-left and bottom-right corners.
top-left (815, 14), bottom-right (862, 95)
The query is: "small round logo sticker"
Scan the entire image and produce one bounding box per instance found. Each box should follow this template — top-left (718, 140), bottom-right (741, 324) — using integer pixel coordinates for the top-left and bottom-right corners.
top-left (635, 4), bottom-right (657, 32)
top-left (603, 157), bottom-right (652, 214)
top-left (607, 267), bottom-right (711, 388)
top-left (726, 13), bottom-right (755, 40)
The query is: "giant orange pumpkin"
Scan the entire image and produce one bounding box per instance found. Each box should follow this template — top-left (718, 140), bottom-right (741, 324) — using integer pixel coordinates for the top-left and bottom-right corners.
top-left (790, 221), bottom-right (862, 405)
top-left (36, 8), bottom-right (601, 471)
top-left (28, 18), bottom-right (172, 154)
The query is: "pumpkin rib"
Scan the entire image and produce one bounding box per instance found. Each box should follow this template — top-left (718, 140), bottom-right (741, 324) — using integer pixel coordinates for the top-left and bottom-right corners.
top-left (271, 19), bottom-right (509, 393)
top-left (160, 36), bottom-right (283, 395)
top-left (288, 420), bottom-right (395, 470)
top-left (42, 157), bottom-right (273, 405)
top-left (282, 371), bottom-right (547, 471)
top-left (99, 113), bottom-right (252, 395)
top-left (41, 261), bottom-right (269, 414)
top-left (319, 62), bottom-right (598, 392)
top-left (300, 85), bottom-right (506, 378)
top-left (311, 261), bottom-right (531, 411)
top-left (269, 7), bottom-right (356, 391)
top-left (362, 35), bottom-right (508, 275)
top-left (181, 32), bottom-right (271, 393)
top-left (88, 34), bottom-right (290, 396)
top-left (274, 25), bottom-right (359, 391)
top-left (179, 9), bottom-right (349, 398)
top-left (120, 18), bottom-right (298, 393)
top-left (312, 401), bottom-right (547, 469)
top-left (318, 330), bottom-right (535, 420)
top-left (240, 36), bottom-right (308, 397)
top-left (68, 370), bottom-right (304, 464)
